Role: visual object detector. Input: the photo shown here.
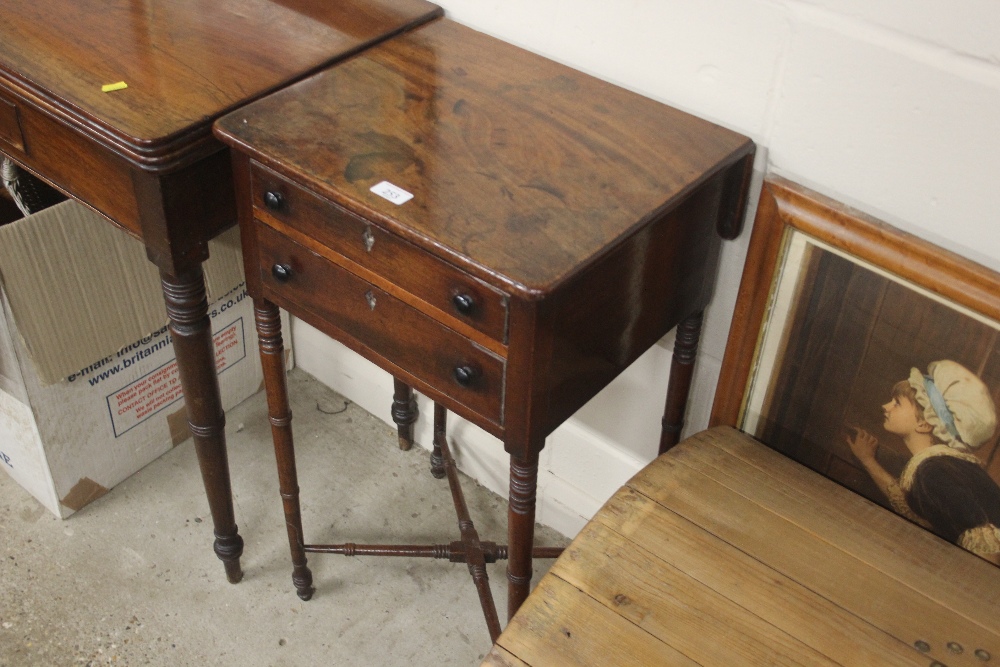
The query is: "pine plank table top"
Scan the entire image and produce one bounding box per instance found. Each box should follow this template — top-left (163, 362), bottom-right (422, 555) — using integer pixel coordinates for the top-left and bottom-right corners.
top-left (484, 427), bottom-right (1000, 666)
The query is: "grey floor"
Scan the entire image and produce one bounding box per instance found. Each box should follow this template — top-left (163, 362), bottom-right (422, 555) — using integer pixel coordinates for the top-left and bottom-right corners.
top-left (0, 368), bottom-right (567, 666)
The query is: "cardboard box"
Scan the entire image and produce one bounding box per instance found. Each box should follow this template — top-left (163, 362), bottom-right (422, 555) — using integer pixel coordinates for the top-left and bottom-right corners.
top-left (0, 201), bottom-right (279, 518)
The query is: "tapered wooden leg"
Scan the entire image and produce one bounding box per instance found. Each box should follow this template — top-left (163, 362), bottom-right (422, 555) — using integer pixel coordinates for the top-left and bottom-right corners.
top-left (391, 378), bottom-right (418, 451)
top-left (507, 451), bottom-right (539, 619)
top-left (160, 268), bottom-right (243, 583)
top-left (255, 299), bottom-right (314, 600)
top-left (429, 403), bottom-right (446, 479)
top-left (659, 311), bottom-right (703, 455)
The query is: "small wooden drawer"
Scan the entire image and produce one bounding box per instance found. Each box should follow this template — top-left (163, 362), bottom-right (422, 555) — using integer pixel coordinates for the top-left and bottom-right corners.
top-left (0, 88), bottom-right (143, 234)
top-left (0, 95), bottom-right (26, 154)
top-left (251, 163), bottom-right (508, 344)
top-left (257, 220), bottom-right (505, 426)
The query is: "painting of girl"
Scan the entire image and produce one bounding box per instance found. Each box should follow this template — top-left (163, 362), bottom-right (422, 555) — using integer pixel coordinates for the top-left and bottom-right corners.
top-left (739, 230), bottom-right (1000, 566)
top-left (847, 360), bottom-right (1000, 564)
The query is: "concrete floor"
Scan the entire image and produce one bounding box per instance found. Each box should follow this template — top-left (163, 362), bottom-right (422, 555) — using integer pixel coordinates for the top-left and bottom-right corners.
top-left (0, 369), bottom-right (567, 666)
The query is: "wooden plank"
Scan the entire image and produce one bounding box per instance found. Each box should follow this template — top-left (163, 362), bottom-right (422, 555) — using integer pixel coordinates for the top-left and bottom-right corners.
top-left (660, 428), bottom-right (1000, 630)
top-left (495, 575), bottom-right (699, 667)
top-left (593, 489), bottom-right (926, 667)
top-left (481, 645), bottom-right (529, 667)
top-left (549, 521), bottom-right (839, 666)
top-left (625, 444), bottom-right (1000, 666)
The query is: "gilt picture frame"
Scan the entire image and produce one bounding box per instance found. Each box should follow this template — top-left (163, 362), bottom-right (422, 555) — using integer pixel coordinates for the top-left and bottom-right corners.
top-left (711, 177), bottom-right (1000, 564)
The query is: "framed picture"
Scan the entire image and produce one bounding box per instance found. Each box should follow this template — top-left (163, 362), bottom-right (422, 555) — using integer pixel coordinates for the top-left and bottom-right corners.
top-left (712, 176), bottom-right (1000, 565)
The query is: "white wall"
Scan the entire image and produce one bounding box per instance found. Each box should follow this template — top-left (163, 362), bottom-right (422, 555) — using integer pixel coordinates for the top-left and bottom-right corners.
top-left (294, 0), bottom-right (1000, 538)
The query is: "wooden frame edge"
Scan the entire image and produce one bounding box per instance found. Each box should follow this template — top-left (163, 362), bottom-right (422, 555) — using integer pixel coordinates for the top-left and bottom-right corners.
top-left (709, 175), bottom-right (1000, 428)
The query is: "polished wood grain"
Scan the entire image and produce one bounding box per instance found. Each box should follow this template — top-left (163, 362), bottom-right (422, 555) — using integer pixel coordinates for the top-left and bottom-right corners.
top-left (255, 219), bottom-right (507, 427)
top-left (217, 18), bottom-right (754, 451)
top-left (0, 0), bottom-right (441, 582)
top-left (0, 0), bottom-right (443, 168)
top-left (217, 18), bottom-right (753, 625)
top-left (252, 162), bottom-right (509, 347)
top-left (215, 19), bottom-right (753, 296)
top-left (487, 427), bottom-right (1000, 666)
top-left (1, 0), bottom-right (442, 251)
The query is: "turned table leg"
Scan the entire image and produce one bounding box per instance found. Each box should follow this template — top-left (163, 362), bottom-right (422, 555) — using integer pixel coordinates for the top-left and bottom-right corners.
top-left (428, 402), bottom-right (447, 479)
top-left (658, 311), bottom-right (704, 455)
top-left (507, 450), bottom-right (540, 619)
top-left (160, 267), bottom-right (243, 583)
top-left (391, 378), bottom-right (418, 451)
top-left (255, 299), bottom-right (315, 600)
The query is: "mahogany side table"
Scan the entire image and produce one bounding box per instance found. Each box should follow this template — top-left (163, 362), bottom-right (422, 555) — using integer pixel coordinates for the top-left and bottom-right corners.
top-left (0, 0), bottom-right (441, 583)
top-left (215, 18), bottom-right (754, 630)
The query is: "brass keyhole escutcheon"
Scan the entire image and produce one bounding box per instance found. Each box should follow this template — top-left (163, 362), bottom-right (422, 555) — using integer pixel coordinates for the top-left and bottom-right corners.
top-left (365, 290), bottom-right (376, 310)
top-left (362, 226), bottom-right (375, 252)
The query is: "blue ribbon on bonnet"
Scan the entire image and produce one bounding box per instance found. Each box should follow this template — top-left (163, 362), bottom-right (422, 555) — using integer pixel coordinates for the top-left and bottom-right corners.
top-left (923, 374), bottom-right (961, 443)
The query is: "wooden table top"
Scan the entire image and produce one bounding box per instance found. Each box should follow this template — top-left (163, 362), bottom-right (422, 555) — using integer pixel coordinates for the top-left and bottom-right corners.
top-left (0, 0), bottom-right (441, 168)
top-left (214, 19), bottom-right (753, 298)
top-left (484, 427), bottom-right (1000, 666)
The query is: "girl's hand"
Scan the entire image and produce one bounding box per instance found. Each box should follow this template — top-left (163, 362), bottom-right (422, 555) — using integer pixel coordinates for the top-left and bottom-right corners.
top-left (846, 426), bottom-right (879, 463)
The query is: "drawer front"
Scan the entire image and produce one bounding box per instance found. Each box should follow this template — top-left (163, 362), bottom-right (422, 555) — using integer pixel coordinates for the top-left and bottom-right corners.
top-left (257, 221), bottom-right (505, 426)
top-left (0, 95), bottom-right (26, 154)
top-left (0, 88), bottom-right (142, 235)
top-left (251, 163), bottom-right (508, 344)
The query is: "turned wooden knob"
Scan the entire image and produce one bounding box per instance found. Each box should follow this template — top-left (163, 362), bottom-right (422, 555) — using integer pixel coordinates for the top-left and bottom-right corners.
top-left (453, 365), bottom-right (477, 386)
top-left (271, 263), bottom-right (293, 282)
top-left (452, 293), bottom-right (475, 315)
top-left (263, 190), bottom-right (284, 210)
